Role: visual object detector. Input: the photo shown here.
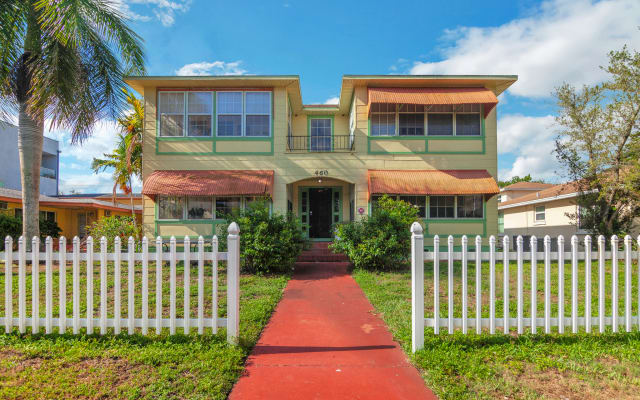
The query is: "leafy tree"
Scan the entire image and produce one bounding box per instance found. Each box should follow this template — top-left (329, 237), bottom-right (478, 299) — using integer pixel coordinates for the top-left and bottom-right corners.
top-left (0, 1), bottom-right (145, 244)
top-left (554, 46), bottom-right (640, 236)
top-left (497, 174), bottom-right (546, 188)
top-left (330, 195), bottom-right (419, 270)
top-left (86, 215), bottom-right (140, 251)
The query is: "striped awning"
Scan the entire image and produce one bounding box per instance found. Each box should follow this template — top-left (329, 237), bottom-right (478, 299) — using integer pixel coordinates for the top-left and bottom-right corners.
top-left (368, 170), bottom-right (499, 198)
top-left (368, 87), bottom-right (499, 117)
top-left (143, 170), bottom-right (274, 198)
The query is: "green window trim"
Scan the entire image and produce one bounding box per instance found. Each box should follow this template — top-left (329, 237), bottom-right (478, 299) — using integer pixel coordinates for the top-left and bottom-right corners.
top-left (306, 115), bottom-right (335, 152)
top-left (155, 91), bottom-right (275, 156)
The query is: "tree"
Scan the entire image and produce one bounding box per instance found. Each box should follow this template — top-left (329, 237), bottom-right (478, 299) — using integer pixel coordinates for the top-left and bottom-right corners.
top-left (91, 132), bottom-right (139, 221)
top-left (0, 1), bottom-right (145, 243)
top-left (497, 174), bottom-right (546, 188)
top-left (554, 46), bottom-right (640, 237)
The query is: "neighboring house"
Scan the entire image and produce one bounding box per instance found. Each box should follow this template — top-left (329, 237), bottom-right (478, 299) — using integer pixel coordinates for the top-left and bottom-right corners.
top-left (56, 193), bottom-right (143, 208)
top-left (0, 187), bottom-right (142, 238)
top-left (498, 181), bottom-right (588, 250)
top-left (0, 121), bottom-right (60, 196)
top-left (125, 74), bottom-right (517, 247)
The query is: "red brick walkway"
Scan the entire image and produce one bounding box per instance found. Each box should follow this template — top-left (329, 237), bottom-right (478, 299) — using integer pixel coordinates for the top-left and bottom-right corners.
top-left (228, 261), bottom-right (437, 400)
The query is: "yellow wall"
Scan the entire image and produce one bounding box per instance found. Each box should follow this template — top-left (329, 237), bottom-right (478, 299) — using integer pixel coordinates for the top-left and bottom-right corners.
top-left (140, 83), bottom-right (500, 240)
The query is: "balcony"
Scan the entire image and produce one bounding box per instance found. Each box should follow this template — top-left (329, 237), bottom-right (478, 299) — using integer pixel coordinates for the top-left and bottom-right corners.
top-left (287, 135), bottom-right (354, 152)
top-left (40, 166), bottom-right (56, 179)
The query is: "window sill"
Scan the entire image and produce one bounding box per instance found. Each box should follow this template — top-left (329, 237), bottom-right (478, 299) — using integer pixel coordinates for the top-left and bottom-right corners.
top-left (157, 136), bottom-right (213, 141)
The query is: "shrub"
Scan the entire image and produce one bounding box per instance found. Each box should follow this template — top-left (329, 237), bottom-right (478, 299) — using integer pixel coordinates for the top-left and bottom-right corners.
top-left (220, 200), bottom-right (306, 274)
top-left (0, 214), bottom-right (62, 249)
top-left (86, 215), bottom-right (141, 251)
top-left (0, 214), bottom-right (21, 249)
top-left (330, 195), bottom-right (420, 270)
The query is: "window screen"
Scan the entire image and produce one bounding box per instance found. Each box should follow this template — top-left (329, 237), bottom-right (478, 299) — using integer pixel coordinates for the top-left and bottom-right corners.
top-left (427, 113), bottom-right (453, 136)
top-left (429, 196), bottom-right (455, 218)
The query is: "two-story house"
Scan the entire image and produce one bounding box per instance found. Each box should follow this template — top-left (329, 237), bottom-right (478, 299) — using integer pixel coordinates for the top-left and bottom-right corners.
top-left (125, 75), bottom-right (516, 247)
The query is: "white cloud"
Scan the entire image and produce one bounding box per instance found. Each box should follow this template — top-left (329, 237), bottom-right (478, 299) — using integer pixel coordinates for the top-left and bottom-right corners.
top-left (175, 61), bottom-right (248, 76)
top-left (409, 0), bottom-right (640, 97)
top-left (324, 96), bottom-right (339, 105)
top-left (46, 119), bottom-right (121, 162)
top-left (112, 0), bottom-right (191, 27)
top-left (497, 114), bottom-right (561, 181)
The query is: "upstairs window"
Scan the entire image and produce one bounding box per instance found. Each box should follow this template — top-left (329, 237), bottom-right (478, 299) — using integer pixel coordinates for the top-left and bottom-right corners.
top-left (399, 104), bottom-right (424, 136)
top-left (159, 91), bottom-right (214, 137)
top-left (535, 205), bottom-right (545, 222)
top-left (217, 91), bottom-right (271, 137)
top-left (369, 103), bottom-right (482, 137)
top-left (158, 92), bottom-right (185, 137)
top-left (370, 104), bottom-right (396, 136)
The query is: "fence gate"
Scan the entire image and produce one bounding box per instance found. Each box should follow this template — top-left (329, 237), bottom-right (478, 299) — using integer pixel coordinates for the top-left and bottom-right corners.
top-left (2, 222), bottom-right (241, 344)
top-left (410, 222), bottom-right (640, 353)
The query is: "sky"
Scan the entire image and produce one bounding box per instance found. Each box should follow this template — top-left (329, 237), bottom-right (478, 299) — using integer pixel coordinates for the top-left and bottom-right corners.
top-left (44, 0), bottom-right (640, 194)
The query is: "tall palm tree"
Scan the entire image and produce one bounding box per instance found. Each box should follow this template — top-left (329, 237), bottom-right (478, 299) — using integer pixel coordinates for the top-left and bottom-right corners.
top-left (0, 1), bottom-right (145, 242)
top-left (91, 132), bottom-right (139, 221)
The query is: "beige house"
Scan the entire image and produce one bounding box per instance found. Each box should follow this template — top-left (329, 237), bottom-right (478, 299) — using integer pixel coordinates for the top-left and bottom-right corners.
top-left (498, 182), bottom-right (589, 249)
top-left (124, 75), bottom-right (517, 247)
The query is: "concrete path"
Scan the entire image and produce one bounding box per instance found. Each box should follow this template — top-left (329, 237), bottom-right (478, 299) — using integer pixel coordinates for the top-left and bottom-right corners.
top-left (228, 261), bottom-right (437, 400)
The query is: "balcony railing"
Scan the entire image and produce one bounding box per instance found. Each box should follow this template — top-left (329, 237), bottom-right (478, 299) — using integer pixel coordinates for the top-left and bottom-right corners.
top-left (287, 135), bottom-right (354, 152)
top-left (40, 166), bottom-right (56, 179)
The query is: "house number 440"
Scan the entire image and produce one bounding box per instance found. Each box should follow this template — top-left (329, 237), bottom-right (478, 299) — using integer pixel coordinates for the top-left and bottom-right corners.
top-left (314, 170), bottom-right (329, 176)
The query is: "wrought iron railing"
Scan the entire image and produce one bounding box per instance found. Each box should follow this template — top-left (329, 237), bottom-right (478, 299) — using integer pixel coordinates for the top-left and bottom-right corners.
top-left (287, 135), bottom-right (354, 152)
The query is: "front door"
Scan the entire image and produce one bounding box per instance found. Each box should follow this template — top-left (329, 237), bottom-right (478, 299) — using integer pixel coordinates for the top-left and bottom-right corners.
top-left (300, 187), bottom-right (342, 239)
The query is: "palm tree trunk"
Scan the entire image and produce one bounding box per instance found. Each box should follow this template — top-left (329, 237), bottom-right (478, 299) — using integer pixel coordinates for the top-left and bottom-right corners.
top-left (18, 102), bottom-right (44, 245)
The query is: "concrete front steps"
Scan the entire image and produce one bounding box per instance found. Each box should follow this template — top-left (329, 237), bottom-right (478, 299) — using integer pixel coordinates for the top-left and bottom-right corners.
top-left (296, 242), bottom-right (350, 263)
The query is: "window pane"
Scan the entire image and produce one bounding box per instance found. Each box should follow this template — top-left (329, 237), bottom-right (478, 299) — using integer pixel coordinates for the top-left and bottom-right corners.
top-left (187, 197), bottom-right (213, 219)
top-left (217, 92), bottom-right (242, 114)
top-left (217, 115), bottom-right (242, 136)
top-left (370, 103), bottom-right (395, 113)
top-left (216, 197), bottom-right (241, 218)
top-left (429, 196), bottom-right (454, 218)
top-left (245, 92), bottom-right (270, 114)
top-left (456, 113), bottom-right (481, 136)
top-left (188, 115), bottom-right (211, 136)
top-left (310, 118), bottom-right (332, 151)
top-left (427, 113), bottom-right (453, 136)
top-left (371, 113), bottom-right (395, 136)
top-left (399, 195), bottom-right (426, 218)
top-left (159, 92), bottom-right (184, 113)
top-left (188, 92), bottom-right (212, 114)
top-left (158, 196), bottom-right (184, 219)
top-left (457, 195), bottom-right (483, 218)
top-left (429, 104), bottom-right (454, 113)
top-left (160, 114), bottom-right (184, 137)
top-left (399, 113), bottom-right (424, 136)
top-left (246, 115), bottom-right (270, 136)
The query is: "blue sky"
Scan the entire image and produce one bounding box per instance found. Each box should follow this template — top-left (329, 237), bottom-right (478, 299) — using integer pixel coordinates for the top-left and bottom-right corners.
top-left (46, 0), bottom-right (640, 193)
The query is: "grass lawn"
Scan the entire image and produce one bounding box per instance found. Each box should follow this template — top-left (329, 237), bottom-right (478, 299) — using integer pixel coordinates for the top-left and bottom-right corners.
top-left (0, 263), bottom-right (288, 399)
top-left (353, 260), bottom-right (640, 399)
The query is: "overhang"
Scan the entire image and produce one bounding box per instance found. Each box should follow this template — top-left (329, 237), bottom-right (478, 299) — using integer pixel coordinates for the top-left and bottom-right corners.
top-left (368, 170), bottom-right (499, 198)
top-left (368, 87), bottom-right (499, 117)
top-left (142, 170), bottom-right (274, 198)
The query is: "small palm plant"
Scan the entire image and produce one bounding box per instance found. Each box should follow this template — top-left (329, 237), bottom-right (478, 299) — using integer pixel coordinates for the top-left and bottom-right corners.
top-left (0, 0), bottom-right (146, 242)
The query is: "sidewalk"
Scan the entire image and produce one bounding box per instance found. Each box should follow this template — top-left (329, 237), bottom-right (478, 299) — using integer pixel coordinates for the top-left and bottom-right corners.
top-left (229, 261), bottom-right (437, 400)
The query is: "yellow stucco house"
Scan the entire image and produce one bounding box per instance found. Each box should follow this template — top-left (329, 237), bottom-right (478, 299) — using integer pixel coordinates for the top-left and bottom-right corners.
top-left (125, 75), bottom-right (517, 247)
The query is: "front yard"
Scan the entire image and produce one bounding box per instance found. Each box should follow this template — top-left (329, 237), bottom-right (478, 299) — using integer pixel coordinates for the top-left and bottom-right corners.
top-left (0, 265), bottom-right (288, 399)
top-left (354, 261), bottom-right (640, 399)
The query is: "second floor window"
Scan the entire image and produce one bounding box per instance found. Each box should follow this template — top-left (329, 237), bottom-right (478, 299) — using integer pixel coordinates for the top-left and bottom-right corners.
top-left (217, 91), bottom-right (271, 137)
top-left (370, 103), bottom-right (482, 137)
top-left (158, 91), bottom-right (271, 137)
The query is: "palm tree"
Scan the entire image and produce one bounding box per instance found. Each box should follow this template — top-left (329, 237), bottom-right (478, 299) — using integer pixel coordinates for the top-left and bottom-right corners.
top-left (0, 1), bottom-right (145, 242)
top-left (91, 132), bottom-right (139, 221)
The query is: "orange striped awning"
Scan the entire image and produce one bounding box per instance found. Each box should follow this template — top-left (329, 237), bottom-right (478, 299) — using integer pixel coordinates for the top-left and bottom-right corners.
top-left (368, 87), bottom-right (498, 117)
top-left (367, 170), bottom-right (499, 198)
top-left (143, 170), bottom-right (274, 198)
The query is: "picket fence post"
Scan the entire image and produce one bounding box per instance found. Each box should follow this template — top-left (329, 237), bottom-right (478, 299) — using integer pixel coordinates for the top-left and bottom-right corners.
top-left (410, 222), bottom-right (424, 352)
top-left (227, 222), bottom-right (240, 344)
top-left (5, 236), bottom-right (12, 333)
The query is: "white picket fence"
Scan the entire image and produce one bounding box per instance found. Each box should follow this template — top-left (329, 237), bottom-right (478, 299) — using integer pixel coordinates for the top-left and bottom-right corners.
top-left (410, 222), bottom-right (640, 352)
top-left (1, 222), bottom-right (241, 344)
